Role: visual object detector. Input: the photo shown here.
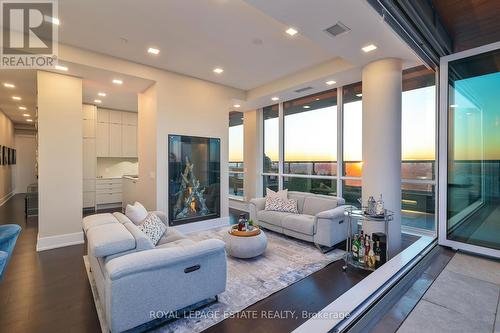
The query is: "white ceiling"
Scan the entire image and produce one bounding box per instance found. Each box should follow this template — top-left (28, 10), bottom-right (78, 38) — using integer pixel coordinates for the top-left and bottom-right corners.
top-left (0, 64), bottom-right (153, 125)
top-left (56, 0), bottom-right (421, 91)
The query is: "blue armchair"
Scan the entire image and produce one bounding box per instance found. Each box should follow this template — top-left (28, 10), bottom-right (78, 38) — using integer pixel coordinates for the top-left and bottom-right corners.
top-left (0, 224), bottom-right (21, 281)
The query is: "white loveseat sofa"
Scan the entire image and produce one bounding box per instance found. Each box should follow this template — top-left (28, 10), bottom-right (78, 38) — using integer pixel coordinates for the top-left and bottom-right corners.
top-left (82, 211), bottom-right (227, 332)
top-left (249, 191), bottom-right (347, 249)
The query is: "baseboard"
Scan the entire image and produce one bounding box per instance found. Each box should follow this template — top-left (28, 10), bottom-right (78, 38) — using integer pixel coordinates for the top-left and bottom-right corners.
top-left (36, 231), bottom-right (84, 252)
top-left (0, 191), bottom-right (14, 207)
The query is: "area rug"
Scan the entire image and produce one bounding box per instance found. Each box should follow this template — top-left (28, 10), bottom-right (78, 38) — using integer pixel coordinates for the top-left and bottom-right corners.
top-left (84, 227), bottom-right (345, 333)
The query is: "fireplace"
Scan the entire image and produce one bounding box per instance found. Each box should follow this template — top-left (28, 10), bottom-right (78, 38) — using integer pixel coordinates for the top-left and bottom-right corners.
top-left (168, 135), bottom-right (220, 226)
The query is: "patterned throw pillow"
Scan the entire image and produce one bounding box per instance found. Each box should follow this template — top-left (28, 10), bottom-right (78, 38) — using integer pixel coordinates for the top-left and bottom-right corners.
top-left (265, 196), bottom-right (299, 214)
top-left (138, 213), bottom-right (167, 245)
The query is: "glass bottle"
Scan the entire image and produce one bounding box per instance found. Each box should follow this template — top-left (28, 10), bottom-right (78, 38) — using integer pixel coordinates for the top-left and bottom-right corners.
top-left (375, 194), bottom-right (384, 216)
top-left (358, 233), bottom-right (365, 265)
top-left (368, 239), bottom-right (376, 268)
top-left (367, 196), bottom-right (376, 215)
top-left (364, 235), bottom-right (370, 264)
top-left (352, 234), bottom-right (359, 260)
top-left (375, 241), bottom-right (382, 268)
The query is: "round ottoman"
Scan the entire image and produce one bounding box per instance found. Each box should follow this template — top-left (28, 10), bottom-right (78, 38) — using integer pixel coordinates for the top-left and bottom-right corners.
top-left (223, 227), bottom-right (267, 259)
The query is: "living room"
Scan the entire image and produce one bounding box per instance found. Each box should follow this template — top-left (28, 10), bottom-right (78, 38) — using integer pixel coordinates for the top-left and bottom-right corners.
top-left (1, 1), bottom-right (500, 333)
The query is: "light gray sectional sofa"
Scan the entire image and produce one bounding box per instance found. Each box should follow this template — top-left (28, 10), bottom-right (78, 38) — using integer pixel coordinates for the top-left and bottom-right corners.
top-left (249, 191), bottom-right (347, 249)
top-left (82, 211), bottom-right (227, 333)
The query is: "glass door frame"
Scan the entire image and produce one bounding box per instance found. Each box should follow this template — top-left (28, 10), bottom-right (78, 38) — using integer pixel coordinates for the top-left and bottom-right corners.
top-left (438, 41), bottom-right (500, 258)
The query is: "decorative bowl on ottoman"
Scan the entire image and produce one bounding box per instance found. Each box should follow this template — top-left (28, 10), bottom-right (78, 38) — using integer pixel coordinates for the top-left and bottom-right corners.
top-left (223, 226), bottom-right (267, 259)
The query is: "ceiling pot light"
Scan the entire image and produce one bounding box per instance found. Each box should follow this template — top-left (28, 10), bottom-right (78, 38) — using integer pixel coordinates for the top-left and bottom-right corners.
top-left (213, 68), bottom-right (224, 74)
top-left (55, 65), bottom-right (68, 71)
top-left (19, 106), bottom-right (27, 110)
top-left (271, 96), bottom-right (279, 101)
top-left (3, 83), bottom-right (15, 88)
top-left (286, 27), bottom-right (298, 36)
top-left (356, 93), bottom-right (362, 97)
top-left (94, 99), bottom-right (102, 104)
top-left (233, 104), bottom-right (241, 108)
top-left (23, 114), bottom-right (30, 117)
top-left (362, 44), bottom-right (377, 53)
top-left (147, 47), bottom-right (160, 55)
top-left (326, 80), bottom-right (336, 85)
top-left (112, 79), bottom-right (123, 85)
top-left (12, 96), bottom-right (21, 100)
top-left (98, 92), bottom-right (106, 97)
top-left (303, 105), bottom-right (310, 109)
top-left (26, 119), bottom-right (33, 122)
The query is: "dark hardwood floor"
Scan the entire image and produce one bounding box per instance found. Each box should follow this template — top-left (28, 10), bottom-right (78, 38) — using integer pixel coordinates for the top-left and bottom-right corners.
top-left (0, 194), bottom-right (417, 333)
top-left (0, 194), bottom-right (101, 333)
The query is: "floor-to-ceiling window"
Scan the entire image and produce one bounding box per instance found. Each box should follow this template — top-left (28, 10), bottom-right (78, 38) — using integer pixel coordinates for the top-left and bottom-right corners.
top-left (262, 104), bottom-right (279, 192)
top-left (229, 111), bottom-right (244, 199)
top-left (401, 66), bottom-right (436, 232)
top-left (342, 82), bottom-right (363, 205)
top-left (441, 46), bottom-right (500, 255)
top-left (283, 89), bottom-right (337, 195)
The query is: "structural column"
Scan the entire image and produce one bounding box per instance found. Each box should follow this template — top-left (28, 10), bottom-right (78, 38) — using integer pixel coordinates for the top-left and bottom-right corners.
top-left (37, 71), bottom-right (83, 251)
top-left (243, 109), bottom-right (262, 201)
top-left (362, 58), bottom-right (402, 257)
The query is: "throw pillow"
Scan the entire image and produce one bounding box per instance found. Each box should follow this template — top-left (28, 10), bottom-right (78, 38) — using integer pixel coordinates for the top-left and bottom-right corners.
top-left (265, 196), bottom-right (298, 214)
top-left (266, 188), bottom-right (288, 200)
top-left (138, 213), bottom-right (167, 246)
top-left (125, 201), bottom-right (148, 225)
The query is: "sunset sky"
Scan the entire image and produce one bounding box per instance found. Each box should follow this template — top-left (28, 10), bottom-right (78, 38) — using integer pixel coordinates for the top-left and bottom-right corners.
top-left (230, 86), bottom-right (437, 163)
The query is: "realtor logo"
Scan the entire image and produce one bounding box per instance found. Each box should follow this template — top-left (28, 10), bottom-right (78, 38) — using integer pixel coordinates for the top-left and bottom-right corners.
top-left (0, 0), bottom-right (58, 68)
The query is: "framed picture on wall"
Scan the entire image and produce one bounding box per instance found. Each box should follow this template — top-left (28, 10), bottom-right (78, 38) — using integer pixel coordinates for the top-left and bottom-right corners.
top-left (2, 146), bottom-right (7, 165)
top-left (0, 145), bottom-right (3, 165)
top-left (13, 149), bottom-right (16, 165)
top-left (7, 148), bottom-right (11, 165)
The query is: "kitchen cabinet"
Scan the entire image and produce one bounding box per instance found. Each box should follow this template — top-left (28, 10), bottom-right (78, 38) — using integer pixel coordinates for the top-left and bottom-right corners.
top-left (96, 109), bottom-right (137, 158)
top-left (82, 104), bottom-right (97, 209)
top-left (96, 178), bottom-right (122, 205)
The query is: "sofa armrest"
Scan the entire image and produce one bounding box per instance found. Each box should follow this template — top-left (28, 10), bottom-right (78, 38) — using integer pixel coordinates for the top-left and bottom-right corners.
top-left (105, 239), bottom-right (225, 280)
top-left (315, 205), bottom-right (348, 220)
top-left (249, 197), bottom-right (266, 221)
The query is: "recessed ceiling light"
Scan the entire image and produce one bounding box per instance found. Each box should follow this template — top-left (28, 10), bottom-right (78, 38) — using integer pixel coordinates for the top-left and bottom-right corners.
top-left (147, 47), bottom-right (160, 55)
top-left (213, 68), bottom-right (224, 74)
top-left (26, 119), bottom-right (33, 122)
top-left (326, 80), bottom-right (336, 85)
top-left (315, 98), bottom-right (320, 101)
top-left (286, 27), bottom-right (298, 36)
top-left (12, 96), bottom-right (21, 100)
top-left (23, 113), bottom-right (30, 117)
top-left (3, 83), bottom-right (15, 88)
top-left (55, 65), bottom-right (68, 71)
top-left (233, 104), bottom-right (241, 108)
top-left (303, 105), bottom-right (310, 109)
top-left (356, 93), bottom-right (362, 97)
top-left (94, 99), bottom-right (102, 104)
top-left (271, 96), bottom-right (279, 101)
top-left (450, 104), bottom-right (458, 108)
top-left (98, 92), bottom-right (106, 97)
top-left (466, 112), bottom-right (472, 116)
top-left (362, 44), bottom-right (377, 53)
top-left (112, 79), bottom-right (123, 85)
top-left (45, 16), bottom-right (60, 25)
top-left (19, 106), bottom-right (27, 110)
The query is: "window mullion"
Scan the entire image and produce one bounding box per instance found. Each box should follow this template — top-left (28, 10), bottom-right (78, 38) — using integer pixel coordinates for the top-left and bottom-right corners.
top-left (337, 87), bottom-right (343, 198)
top-left (278, 101), bottom-right (284, 190)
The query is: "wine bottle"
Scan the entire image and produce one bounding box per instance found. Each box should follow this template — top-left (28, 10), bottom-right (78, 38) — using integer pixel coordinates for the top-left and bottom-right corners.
top-left (358, 234), bottom-right (365, 264)
top-left (368, 239), bottom-right (376, 268)
top-left (352, 234), bottom-right (359, 260)
top-left (375, 240), bottom-right (382, 268)
top-left (364, 235), bottom-right (370, 264)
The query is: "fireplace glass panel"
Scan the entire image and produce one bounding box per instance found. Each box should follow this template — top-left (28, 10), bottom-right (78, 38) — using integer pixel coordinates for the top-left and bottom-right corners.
top-left (168, 135), bottom-right (221, 225)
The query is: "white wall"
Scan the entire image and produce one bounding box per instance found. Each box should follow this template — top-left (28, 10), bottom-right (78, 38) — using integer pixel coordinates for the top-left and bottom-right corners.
top-left (0, 110), bottom-right (15, 205)
top-left (37, 71), bottom-right (83, 250)
top-left (59, 45), bottom-right (245, 218)
top-left (14, 133), bottom-right (37, 194)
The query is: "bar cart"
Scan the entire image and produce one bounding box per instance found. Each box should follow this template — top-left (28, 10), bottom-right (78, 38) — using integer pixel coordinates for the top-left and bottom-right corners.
top-left (342, 206), bottom-right (393, 272)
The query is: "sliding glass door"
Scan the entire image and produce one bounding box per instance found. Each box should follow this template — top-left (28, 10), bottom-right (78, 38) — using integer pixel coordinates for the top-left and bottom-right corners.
top-left (439, 42), bottom-right (500, 257)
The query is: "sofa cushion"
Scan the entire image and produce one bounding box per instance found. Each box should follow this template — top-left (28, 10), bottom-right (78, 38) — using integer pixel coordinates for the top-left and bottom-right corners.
top-left (266, 188), bottom-right (288, 200)
top-left (288, 192), bottom-right (307, 213)
top-left (257, 210), bottom-right (293, 227)
top-left (155, 238), bottom-right (196, 249)
top-left (112, 212), bottom-right (133, 224)
top-left (82, 213), bottom-right (116, 233)
top-left (302, 196), bottom-right (339, 216)
top-left (282, 214), bottom-right (315, 235)
top-left (265, 196), bottom-right (298, 214)
top-left (87, 223), bottom-right (136, 257)
top-left (137, 213), bottom-right (167, 245)
top-left (125, 202), bottom-right (148, 225)
top-left (156, 228), bottom-right (186, 246)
